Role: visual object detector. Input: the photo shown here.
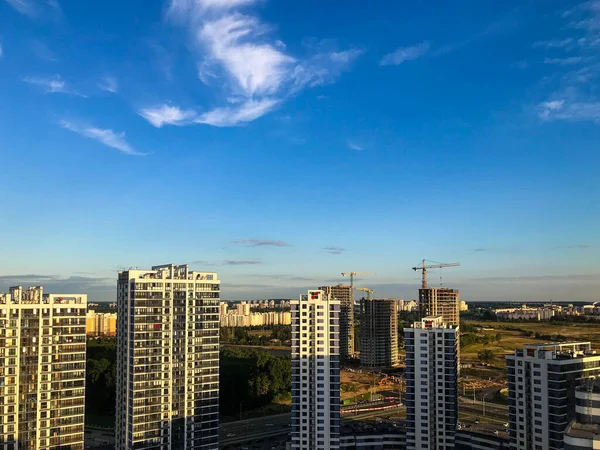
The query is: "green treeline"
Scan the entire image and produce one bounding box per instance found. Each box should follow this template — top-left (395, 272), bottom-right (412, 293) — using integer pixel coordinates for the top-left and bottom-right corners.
top-left (220, 348), bottom-right (291, 417)
top-left (219, 325), bottom-right (291, 345)
top-left (84, 337), bottom-right (291, 424)
top-left (86, 337), bottom-right (117, 420)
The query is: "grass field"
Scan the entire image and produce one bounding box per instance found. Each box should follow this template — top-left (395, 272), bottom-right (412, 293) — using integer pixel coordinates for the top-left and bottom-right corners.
top-left (460, 320), bottom-right (600, 370)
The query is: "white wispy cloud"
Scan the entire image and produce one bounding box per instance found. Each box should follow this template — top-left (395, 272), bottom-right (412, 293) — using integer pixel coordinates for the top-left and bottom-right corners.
top-left (532, 2), bottom-right (600, 124)
top-left (22, 74), bottom-right (86, 97)
top-left (141, 0), bottom-right (362, 128)
top-left (4, 0), bottom-right (36, 17)
top-left (379, 41), bottom-right (430, 66)
top-left (538, 98), bottom-right (600, 123)
top-left (347, 141), bottom-right (363, 151)
top-left (544, 56), bottom-right (586, 65)
top-left (233, 238), bottom-right (290, 247)
top-left (59, 120), bottom-right (145, 155)
top-left (31, 39), bottom-right (57, 61)
top-left (533, 38), bottom-right (575, 49)
top-left (138, 105), bottom-right (198, 128)
top-left (99, 76), bottom-right (118, 93)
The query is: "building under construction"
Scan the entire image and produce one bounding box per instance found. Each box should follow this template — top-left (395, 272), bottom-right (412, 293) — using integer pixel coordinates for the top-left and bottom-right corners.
top-left (320, 284), bottom-right (354, 359)
top-left (360, 298), bottom-right (398, 368)
top-left (419, 287), bottom-right (460, 326)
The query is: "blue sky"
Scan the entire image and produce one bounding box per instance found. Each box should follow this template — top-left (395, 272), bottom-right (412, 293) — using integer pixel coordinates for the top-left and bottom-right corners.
top-left (1, 0), bottom-right (599, 302)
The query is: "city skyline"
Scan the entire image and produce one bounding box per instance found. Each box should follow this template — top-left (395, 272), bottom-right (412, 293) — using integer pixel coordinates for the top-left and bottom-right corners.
top-left (1, 0), bottom-right (599, 304)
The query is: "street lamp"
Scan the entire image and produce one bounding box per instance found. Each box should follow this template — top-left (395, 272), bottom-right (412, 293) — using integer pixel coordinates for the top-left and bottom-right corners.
top-left (483, 394), bottom-right (488, 417)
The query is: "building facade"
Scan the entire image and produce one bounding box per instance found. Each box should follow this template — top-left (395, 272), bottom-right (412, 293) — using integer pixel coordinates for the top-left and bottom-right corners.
top-left (291, 290), bottom-right (341, 450)
top-left (506, 342), bottom-right (600, 450)
top-left (404, 316), bottom-right (459, 450)
top-left (419, 288), bottom-right (460, 326)
top-left (564, 383), bottom-right (600, 450)
top-left (0, 286), bottom-right (87, 450)
top-left (319, 285), bottom-right (353, 359)
top-left (86, 310), bottom-right (117, 335)
top-left (359, 298), bottom-right (398, 368)
top-left (116, 264), bottom-right (220, 450)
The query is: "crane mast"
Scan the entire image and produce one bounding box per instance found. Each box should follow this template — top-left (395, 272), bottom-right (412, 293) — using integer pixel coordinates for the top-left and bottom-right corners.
top-left (412, 259), bottom-right (460, 289)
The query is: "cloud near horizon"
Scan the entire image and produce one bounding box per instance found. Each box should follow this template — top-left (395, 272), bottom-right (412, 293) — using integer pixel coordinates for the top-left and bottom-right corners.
top-left (139, 0), bottom-right (362, 128)
top-left (233, 238), bottom-right (290, 247)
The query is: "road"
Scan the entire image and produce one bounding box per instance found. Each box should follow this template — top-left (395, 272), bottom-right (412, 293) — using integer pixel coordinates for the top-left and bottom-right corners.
top-left (220, 413), bottom-right (291, 448)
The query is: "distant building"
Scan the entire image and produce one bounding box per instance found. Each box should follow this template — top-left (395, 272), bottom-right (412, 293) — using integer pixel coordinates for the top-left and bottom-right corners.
top-left (86, 310), bottom-right (117, 335)
top-left (116, 264), bottom-right (219, 450)
top-left (319, 284), bottom-right (354, 359)
top-left (0, 286), bottom-right (87, 450)
top-left (495, 306), bottom-right (555, 321)
top-left (404, 316), bottom-right (459, 450)
top-left (506, 342), bottom-right (600, 450)
top-left (219, 301), bottom-right (228, 316)
top-left (360, 298), bottom-right (398, 368)
top-left (419, 287), bottom-right (460, 325)
top-left (564, 383), bottom-right (600, 450)
top-left (219, 310), bottom-right (291, 327)
top-left (397, 299), bottom-right (418, 312)
top-left (290, 290), bottom-right (341, 450)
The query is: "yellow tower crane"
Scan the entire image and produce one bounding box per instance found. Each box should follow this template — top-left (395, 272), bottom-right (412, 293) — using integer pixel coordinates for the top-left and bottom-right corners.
top-left (356, 287), bottom-right (374, 300)
top-left (412, 259), bottom-right (460, 289)
top-left (341, 272), bottom-right (375, 305)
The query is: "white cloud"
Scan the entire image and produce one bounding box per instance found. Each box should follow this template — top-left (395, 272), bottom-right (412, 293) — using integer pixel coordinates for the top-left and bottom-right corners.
top-left (198, 13), bottom-right (296, 97)
top-left (291, 48), bottom-right (363, 91)
top-left (539, 98), bottom-right (600, 123)
top-left (99, 76), bottom-right (118, 93)
top-left (142, 0), bottom-right (362, 128)
top-left (195, 98), bottom-right (279, 126)
top-left (347, 141), bottom-right (363, 151)
top-left (533, 38), bottom-right (574, 49)
top-left (59, 120), bottom-right (145, 155)
top-left (379, 41), bottom-right (430, 66)
top-left (544, 56), bottom-right (585, 65)
top-left (138, 105), bottom-right (198, 128)
top-left (4, 0), bottom-right (36, 17)
top-left (22, 74), bottom-right (86, 97)
top-left (168, 0), bottom-right (254, 16)
top-left (31, 40), bottom-right (57, 61)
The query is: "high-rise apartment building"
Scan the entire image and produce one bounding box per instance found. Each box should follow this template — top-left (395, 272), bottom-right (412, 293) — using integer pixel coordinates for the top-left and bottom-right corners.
top-left (404, 316), bottom-right (459, 450)
top-left (291, 290), bottom-right (341, 450)
top-left (506, 342), bottom-right (600, 450)
top-left (0, 286), bottom-right (87, 450)
top-left (116, 264), bottom-right (220, 450)
top-left (419, 288), bottom-right (460, 325)
top-left (359, 298), bottom-right (398, 368)
top-left (319, 285), bottom-right (353, 359)
top-left (564, 383), bottom-right (600, 450)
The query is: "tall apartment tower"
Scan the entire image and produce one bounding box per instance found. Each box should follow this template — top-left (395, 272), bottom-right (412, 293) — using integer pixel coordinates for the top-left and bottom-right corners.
top-left (564, 382), bottom-right (600, 450)
top-left (0, 286), bottom-right (87, 450)
top-left (506, 342), bottom-right (600, 450)
top-left (419, 288), bottom-right (460, 325)
top-left (359, 298), bottom-right (398, 368)
top-left (116, 264), bottom-right (220, 450)
top-left (404, 316), bottom-right (459, 450)
top-left (291, 290), bottom-right (341, 450)
top-left (319, 285), bottom-right (353, 359)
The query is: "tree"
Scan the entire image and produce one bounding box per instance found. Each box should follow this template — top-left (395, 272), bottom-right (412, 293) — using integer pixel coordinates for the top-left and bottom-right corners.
top-left (477, 349), bottom-right (494, 364)
top-left (495, 333), bottom-right (502, 342)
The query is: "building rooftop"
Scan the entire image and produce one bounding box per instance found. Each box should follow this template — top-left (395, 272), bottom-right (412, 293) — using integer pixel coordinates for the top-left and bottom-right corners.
top-left (510, 342), bottom-right (599, 360)
top-left (566, 420), bottom-right (600, 440)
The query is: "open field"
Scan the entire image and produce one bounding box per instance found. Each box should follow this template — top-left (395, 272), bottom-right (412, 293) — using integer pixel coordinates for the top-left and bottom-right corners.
top-left (340, 370), bottom-right (403, 401)
top-left (460, 320), bottom-right (600, 370)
